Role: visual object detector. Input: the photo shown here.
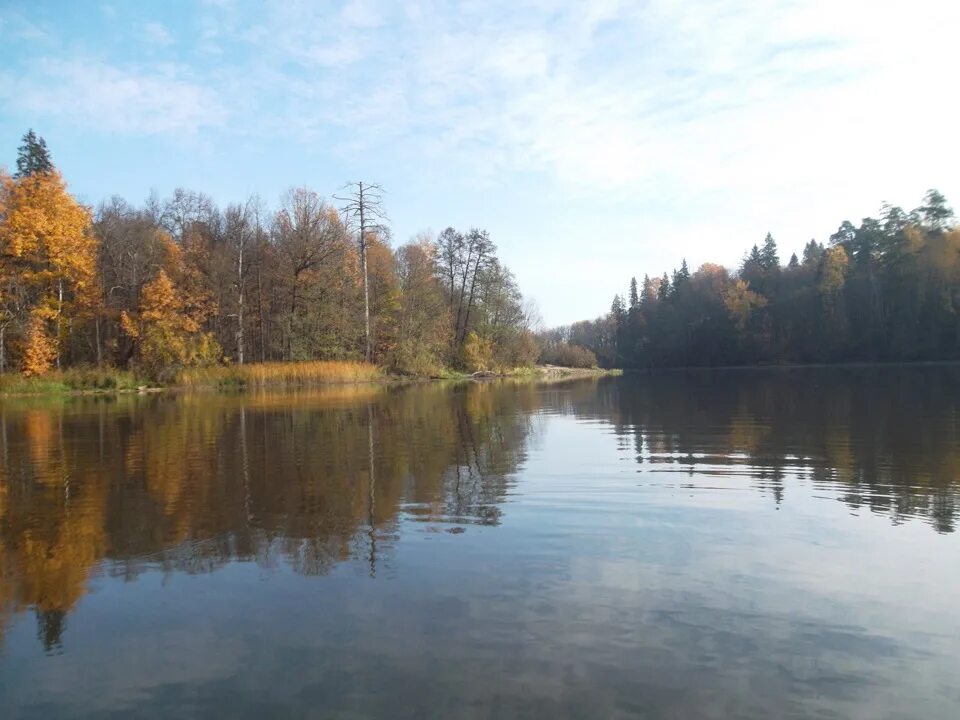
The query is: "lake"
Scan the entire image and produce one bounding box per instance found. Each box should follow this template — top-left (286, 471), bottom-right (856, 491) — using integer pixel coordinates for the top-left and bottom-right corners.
top-left (1, 368), bottom-right (959, 719)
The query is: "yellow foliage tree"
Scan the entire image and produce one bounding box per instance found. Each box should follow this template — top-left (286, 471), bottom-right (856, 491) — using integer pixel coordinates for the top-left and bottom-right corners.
top-left (0, 170), bottom-right (97, 373)
top-left (461, 331), bottom-right (494, 372)
top-left (723, 279), bottom-right (767, 331)
top-left (122, 269), bottom-right (221, 379)
top-left (819, 245), bottom-right (849, 308)
top-left (21, 313), bottom-right (58, 376)
top-left (366, 236), bottom-right (401, 360)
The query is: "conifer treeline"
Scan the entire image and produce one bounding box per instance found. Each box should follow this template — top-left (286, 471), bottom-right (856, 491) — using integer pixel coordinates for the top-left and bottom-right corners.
top-left (0, 131), bottom-right (538, 378)
top-left (548, 191), bottom-right (959, 367)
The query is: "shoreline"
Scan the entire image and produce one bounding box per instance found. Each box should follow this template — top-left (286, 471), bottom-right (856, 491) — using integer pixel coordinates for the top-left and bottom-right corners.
top-left (620, 359), bottom-right (960, 373)
top-left (0, 364), bottom-right (618, 399)
top-left (5, 359), bottom-right (959, 398)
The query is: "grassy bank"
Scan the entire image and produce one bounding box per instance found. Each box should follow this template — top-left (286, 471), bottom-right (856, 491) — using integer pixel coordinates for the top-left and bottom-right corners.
top-left (0, 361), bottom-right (617, 397)
top-left (178, 360), bottom-right (382, 389)
top-left (0, 360), bottom-right (380, 396)
top-left (0, 367), bottom-right (141, 395)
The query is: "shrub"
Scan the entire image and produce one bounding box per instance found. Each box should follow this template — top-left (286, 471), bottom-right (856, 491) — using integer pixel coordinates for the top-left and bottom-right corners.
top-left (461, 332), bottom-right (494, 373)
top-left (539, 343), bottom-right (597, 368)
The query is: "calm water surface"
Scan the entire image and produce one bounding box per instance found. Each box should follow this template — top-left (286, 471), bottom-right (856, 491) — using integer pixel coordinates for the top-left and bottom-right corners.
top-left (1, 368), bottom-right (959, 719)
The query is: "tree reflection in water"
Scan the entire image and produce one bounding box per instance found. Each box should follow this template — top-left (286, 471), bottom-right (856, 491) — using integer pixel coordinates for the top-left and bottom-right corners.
top-left (2, 367), bottom-right (959, 652)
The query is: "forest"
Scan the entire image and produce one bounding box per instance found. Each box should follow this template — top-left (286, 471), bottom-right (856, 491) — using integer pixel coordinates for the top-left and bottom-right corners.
top-left (0, 131), bottom-right (539, 381)
top-left (545, 188), bottom-right (960, 367)
top-left (5, 129), bottom-right (959, 380)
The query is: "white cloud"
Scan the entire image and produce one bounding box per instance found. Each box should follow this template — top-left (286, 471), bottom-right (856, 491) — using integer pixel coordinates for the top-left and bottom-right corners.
top-left (0, 8), bottom-right (54, 42)
top-left (304, 38), bottom-right (364, 68)
top-left (1, 58), bottom-right (226, 135)
top-left (257, 0), bottom-right (956, 205)
top-left (341, 0), bottom-right (382, 28)
top-left (5, 0), bottom-right (959, 324)
top-left (144, 21), bottom-right (174, 47)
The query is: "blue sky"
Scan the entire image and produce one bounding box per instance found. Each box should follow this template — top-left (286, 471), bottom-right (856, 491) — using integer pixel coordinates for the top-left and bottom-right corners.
top-left (1, 0), bottom-right (958, 325)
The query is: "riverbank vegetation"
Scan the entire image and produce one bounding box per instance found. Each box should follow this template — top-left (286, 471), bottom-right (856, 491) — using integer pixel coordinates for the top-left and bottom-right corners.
top-left (0, 131), bottom-right (541, 386)
top-left (178, 360), bottom-right (382, 389)
top-left (558, 190), bottom-right (959, 367)
top-left (0, 366), bottom-right (140, 395)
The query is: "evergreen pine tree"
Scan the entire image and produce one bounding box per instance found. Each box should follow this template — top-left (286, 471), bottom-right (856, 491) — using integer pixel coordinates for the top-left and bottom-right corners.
top-left (610, 294), bottom-right (625, 321)
top-left (802, 240), bottom-right (823, 266)
top-left (15, 129), bottom-right (53, 178)
top-left (760, 233), bottom-right (779, 270)
top-left (641, 274), bottom-right (655, 303)
top-left (918, 189), bottom-right (954, 231)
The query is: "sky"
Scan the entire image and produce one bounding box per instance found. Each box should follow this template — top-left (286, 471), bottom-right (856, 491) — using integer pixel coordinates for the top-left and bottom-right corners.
top-left (1, 0), bottom-right (958, 326)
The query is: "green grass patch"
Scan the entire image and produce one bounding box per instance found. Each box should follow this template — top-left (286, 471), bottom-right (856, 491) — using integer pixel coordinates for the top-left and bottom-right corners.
top-left (0, 366), bottom-right (141, 395)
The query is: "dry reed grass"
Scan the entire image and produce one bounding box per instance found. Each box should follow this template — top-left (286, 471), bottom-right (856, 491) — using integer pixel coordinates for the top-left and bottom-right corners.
top-left (178, 360), bottom-right (381, 389)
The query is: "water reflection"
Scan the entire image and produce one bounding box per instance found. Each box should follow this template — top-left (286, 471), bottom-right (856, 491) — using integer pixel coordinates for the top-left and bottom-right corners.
top-left (594, 367), bottom-right (960, 533)
top-left (0, 383), bottom-right (538, 653)
top-left (0, 367), bottom-right (958, 685)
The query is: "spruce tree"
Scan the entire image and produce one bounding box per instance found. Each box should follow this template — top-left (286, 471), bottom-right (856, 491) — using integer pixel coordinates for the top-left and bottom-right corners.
top-left (641, 274), bottom-right (655, 303)
top-left (760, 233), bottom-right (779, 270)
top-left (610, 294), bottom-right (625, 321)
top-left (15, 129), bottom-right (53, 178)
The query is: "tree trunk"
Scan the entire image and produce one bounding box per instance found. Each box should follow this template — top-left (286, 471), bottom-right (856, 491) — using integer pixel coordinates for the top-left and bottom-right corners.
top-left (460, 250), bottom-right (486, 343)
top-left (257, 269), bottom-right (266, 362)
top-left (56, 279), bottom-right (63, 369)
top-left (287, 282), bottom-right (298, 362)
top-left (237, 238), bottom-right (245, 365)
top-left (237, 289), bottom-right (244, 365)
top-left (359, 182), bottom-right (371, 363)
top-left (95, 313), bottom-right (102, 366)
top-left (455, 245), bottom-right (474, 342)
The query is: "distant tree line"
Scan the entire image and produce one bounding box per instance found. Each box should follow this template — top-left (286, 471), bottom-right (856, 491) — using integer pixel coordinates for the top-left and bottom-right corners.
top-left (560, 190), bottom-right (958, 367)
top-left (0, 131), bottom-right (538, 378)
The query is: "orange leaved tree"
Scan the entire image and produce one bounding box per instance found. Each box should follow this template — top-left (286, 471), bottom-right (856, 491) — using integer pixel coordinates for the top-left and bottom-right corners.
top-left (121, 255), bottom-right (221, 381)
top-left (0, 169), bottom-right (97, 375)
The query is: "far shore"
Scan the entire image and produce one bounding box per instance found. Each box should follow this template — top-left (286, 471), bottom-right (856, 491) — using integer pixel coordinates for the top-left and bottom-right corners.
top-left (0, 363), bottom-right (618, 398)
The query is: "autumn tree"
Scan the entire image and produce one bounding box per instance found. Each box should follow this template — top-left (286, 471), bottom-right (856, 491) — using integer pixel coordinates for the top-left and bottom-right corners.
top-left (94, 197), bottom-right (174, 366)
top-left (0, 164), bottom-right (97, 374)
top-left (271, 188), bottom-right (349, 360)
top-left (391, 236), bottom-right (450, 374)
top-left (364, 232), bottom-right (400, 361)
top-left (121, 264), bottom-right (221, 380)
top-left (724, 280), bottom-right (767, 331)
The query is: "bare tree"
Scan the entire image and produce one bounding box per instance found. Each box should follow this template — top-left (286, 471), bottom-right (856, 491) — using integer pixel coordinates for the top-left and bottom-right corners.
top-left (273, 188), bottom-right (344, 360)
top-left (335, 182), bottom-right (388, 362)
top-left (221, 198), bottom-right (259, 364)
top-left (457, 229), bottom-right (495, 343)
top-left (159, 188), bottom-right (217, 244)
